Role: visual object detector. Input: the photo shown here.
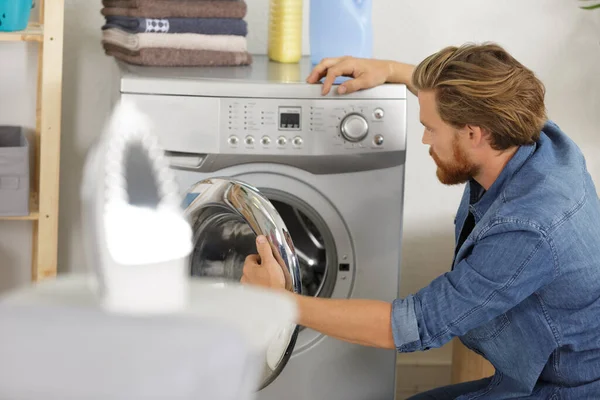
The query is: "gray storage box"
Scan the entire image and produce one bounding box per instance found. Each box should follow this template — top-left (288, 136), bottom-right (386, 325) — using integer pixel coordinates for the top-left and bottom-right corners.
top-left (0, 126), bottom-right (30, 217)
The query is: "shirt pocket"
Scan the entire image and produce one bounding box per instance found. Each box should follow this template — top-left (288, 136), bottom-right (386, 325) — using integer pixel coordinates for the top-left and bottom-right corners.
top-left (463, 313), bottom-right (511, 342)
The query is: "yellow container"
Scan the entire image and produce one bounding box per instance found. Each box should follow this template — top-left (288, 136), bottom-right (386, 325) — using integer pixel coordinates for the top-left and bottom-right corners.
top-left (268, 0), bottom-right (303, 63)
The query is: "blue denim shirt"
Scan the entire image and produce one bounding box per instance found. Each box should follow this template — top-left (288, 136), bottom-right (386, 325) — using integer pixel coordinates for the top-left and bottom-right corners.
top-left (392, 121), bottom-right (600, 399)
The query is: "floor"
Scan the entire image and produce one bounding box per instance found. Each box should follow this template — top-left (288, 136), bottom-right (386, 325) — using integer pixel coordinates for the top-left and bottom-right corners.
top-left (395, 363), bottom-right (452, 399)
top-left (394, 345), bottom-right (453, 399)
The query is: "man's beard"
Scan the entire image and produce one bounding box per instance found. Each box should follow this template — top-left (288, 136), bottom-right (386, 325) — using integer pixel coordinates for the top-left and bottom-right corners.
top-left (429, 138), bottom-right (479, 185)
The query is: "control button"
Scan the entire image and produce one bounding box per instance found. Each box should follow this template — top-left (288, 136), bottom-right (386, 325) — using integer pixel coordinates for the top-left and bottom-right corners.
top-left (374, 134), bottom-right (384, 146)
top-left (292, 136), bottom-right (303, 147)
top-left (228, 136), bottom-right (239, 146)
top-left (277, 136), bottom-right (287, 146)
top-left (340, 113), bottom-right (369, 142)
top-left (245, 136), bottom-right (255, 145)
top-left (373, 108), bottom-right (384, 120)
top-left (261, 136), bottom-right (271, 146)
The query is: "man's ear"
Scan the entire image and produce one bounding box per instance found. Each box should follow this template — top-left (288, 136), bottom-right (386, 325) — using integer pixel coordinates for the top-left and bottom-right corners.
top-left (466, 125), bottom-right (488, 148)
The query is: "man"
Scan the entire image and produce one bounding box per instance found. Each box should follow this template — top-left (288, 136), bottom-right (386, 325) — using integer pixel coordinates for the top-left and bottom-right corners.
top-left (241, 43), bottom-right (600, 399)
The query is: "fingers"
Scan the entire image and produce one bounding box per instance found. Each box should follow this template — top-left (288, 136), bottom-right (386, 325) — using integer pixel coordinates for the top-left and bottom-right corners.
top-left (338, 74), bottom-right (373, 95)
top-left (306, 57), bottom-right (344, 83)
top-left (241, 254), bottom-right (258, 284)
top-left (244, 254), bottom-right (259, 265)
top-left (320, 60), bottom-right (359, 95)
top-left (255, 235), bottom-right (275, 263)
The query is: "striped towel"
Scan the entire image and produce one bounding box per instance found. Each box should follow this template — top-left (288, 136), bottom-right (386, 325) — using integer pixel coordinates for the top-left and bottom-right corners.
top-left (103, 42), bottom-right (252, 67)
top-left (102, 0), bottom-right (240, 6)
top-left (102, 28), bottom-right (247, 52)
top-left (101, 0), bottom-right (247, 19)
top-left (102, 16), bottom-right (248, 36)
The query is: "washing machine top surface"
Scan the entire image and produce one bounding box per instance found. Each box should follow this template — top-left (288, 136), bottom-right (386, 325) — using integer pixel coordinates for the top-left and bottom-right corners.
top-left (118, 55), bottom-right (407, 100)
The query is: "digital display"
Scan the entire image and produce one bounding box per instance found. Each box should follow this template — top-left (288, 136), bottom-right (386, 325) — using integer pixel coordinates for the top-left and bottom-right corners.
top-left (278, 107), bottom-right (301, 130)
top-left (280, 113), bottom-right (300, 129)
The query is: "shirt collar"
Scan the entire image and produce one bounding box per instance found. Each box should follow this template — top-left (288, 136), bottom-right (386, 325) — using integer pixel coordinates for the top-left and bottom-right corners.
top-left (469, 141), bottom-right (537, 220)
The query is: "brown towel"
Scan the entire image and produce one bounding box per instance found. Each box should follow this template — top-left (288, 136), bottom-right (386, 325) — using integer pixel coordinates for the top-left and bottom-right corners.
top-left (101, 0), bottom-right (247, 19)
top-left (103, 0), bottom-right (238, 4)
top-left (103, 43), bottom-right (252, 67)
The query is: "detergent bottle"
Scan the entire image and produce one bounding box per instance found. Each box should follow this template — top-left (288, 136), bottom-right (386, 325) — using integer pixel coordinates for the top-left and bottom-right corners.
top-left (309, 0), bottom-right (373, 65)
top-left (268, 0), bottom-right (303, 63)
top-left (0, 0), bottom-right (34, 32)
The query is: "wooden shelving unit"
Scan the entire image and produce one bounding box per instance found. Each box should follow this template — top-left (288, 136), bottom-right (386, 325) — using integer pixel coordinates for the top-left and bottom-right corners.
top-left (451, 339), bottom-right (495, 384)
top-left (0, 23), bottom-right (44, 42)
top-left (0, 1), bottom-right (65, 282)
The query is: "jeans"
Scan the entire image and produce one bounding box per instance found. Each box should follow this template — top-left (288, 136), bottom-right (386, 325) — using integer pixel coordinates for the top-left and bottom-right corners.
top-left (406, 378), bottom-right (492, 400)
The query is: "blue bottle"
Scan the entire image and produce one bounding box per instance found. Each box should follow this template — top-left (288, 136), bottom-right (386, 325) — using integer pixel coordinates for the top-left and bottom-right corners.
top-left (309, 0), bottom-right (373, 65)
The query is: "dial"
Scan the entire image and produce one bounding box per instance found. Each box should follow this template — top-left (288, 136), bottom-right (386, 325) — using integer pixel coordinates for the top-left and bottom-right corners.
top-left (340, 113), bottom-right (369, 142)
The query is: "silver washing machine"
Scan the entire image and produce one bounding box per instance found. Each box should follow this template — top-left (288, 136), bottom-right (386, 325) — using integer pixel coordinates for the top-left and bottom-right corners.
top-left (117, 55), bottom-right (407, 400)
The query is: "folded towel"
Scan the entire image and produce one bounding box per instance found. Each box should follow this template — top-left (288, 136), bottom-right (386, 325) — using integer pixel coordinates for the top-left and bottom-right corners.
top-left (101, 0), bottom-right (247, 19)
top-left (103, 0), bottom-right (239, 6)
top-left (102, 28), bottom-right (247, 53)
top-left (103, 43), bottom-right (252, 67)
top-left (102, 16), bottom-right (248, 36)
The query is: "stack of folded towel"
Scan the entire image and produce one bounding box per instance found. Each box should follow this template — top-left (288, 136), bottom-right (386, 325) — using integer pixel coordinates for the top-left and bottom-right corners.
top-left (100, 0), bottom-right (252, 67)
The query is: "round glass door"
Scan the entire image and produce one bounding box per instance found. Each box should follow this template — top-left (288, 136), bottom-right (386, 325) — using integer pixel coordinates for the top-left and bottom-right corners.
top-left (183, 177), bottom-right (302, 390)
top-left (189, 189), bottom-right (338, 301)
top-left (259, 189), bottom-right (338, 302)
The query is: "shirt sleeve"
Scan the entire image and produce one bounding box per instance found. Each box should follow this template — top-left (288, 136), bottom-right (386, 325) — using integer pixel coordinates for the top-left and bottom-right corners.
top-left (391, 223), bottom-right (556, 352)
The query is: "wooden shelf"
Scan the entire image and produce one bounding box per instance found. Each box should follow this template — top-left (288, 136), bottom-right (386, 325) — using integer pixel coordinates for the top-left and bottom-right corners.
top-left (0, 193), bottom-right (39, 221)
top-left (451, 339), bottom-right (495, 384)
top-left (0, 0), bottom-right (64, 281)
top-left (0, 23), bottom-right (44, 42)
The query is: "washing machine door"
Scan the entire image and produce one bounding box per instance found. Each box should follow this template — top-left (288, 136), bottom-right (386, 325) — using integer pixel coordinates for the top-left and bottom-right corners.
top-left (182, 177), bottom-right (302, 390)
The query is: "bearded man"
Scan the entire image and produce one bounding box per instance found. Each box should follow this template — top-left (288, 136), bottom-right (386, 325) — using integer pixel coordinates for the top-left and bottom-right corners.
top-left (242, 43), bottom-right (600, 399)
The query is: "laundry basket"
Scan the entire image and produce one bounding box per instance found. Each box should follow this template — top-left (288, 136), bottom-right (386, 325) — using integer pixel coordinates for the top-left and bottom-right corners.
top-left (0, 126), bottom-right (30, 217)
top-left (0, 0), bottom-right (34, 32)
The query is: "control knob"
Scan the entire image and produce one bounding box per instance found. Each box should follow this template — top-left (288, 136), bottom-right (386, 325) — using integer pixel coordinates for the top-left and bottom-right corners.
top-left (340, 113), bottom-right (369, 142)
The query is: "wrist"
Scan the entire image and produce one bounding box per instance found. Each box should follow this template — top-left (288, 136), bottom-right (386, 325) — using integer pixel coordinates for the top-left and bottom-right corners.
top-left (385, 60), bottom-right (398, 83)
top-left (386, 61), bottom-right (417, 95)
top-left (278, 290), bottom-right (303, 324)
top-left (386, 61), bottom-right (411, 83)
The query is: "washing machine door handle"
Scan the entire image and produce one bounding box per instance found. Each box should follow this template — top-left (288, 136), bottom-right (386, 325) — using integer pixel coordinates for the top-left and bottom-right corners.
top-left (183, 177), bottom-right (302, 390)
top-left (184, 177), bottom-right (302, 293)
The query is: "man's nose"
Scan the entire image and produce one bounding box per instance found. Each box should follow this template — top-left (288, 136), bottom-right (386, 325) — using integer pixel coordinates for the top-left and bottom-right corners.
top-left (422, 129), bottom-right (431, 145)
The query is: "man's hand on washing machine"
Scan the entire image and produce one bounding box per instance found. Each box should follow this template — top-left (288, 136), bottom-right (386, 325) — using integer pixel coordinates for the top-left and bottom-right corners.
top-left (306, 56), bottom-right (417, 96)
top-left (241, 235), bottom-right (286, 290)
top-left (241, 237), bottom-right (396, 349)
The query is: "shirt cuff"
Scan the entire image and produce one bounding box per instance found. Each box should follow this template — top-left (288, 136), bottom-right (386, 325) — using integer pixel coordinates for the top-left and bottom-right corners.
top-left (391, 295), bottom-right (423, 352)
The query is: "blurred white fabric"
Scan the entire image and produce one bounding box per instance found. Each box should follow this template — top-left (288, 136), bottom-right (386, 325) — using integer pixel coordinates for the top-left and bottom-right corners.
top-left (0, 274), bottom-right (296, 400)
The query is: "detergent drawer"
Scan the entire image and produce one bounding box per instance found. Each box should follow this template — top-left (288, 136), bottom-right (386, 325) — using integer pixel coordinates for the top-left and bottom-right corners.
top-left (121, 93), bottom-right (220, 155)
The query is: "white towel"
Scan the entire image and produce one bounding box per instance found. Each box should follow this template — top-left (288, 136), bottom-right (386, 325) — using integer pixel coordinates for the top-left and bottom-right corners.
top-left (102, 28), bottom-right (247, 52)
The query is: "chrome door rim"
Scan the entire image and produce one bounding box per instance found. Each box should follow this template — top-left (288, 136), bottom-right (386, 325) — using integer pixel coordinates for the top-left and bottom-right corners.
top-left (182, 177), bottom-right (302, 389)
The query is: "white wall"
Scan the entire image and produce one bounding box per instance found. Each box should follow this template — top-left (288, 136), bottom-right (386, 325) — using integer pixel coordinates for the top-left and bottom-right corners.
top-left (386, 0), bottom-right (600, 299)
top-left (0, 0), bottom-right (599, 368)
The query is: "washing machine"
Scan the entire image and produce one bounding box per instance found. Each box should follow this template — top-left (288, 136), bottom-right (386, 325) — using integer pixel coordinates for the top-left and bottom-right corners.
top-left (117, 55), bottom-right (408, 400)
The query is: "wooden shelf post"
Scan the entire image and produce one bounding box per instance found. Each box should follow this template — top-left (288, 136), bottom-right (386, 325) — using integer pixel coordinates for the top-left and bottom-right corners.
top-left (32, 0), bottom-right (65, 281)
top-left (0, 0), bottom-right (65, 282)
top-left (451, 339), bottom-right (496, 384)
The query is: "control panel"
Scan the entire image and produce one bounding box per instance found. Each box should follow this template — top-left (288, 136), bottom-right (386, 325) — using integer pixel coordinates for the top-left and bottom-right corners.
top-left (220, 98), bottom-right (406, 156)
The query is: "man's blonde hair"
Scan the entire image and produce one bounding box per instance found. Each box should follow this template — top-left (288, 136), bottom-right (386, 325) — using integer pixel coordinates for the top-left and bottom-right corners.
top-left (412, 43), bottom-right (547, 150)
